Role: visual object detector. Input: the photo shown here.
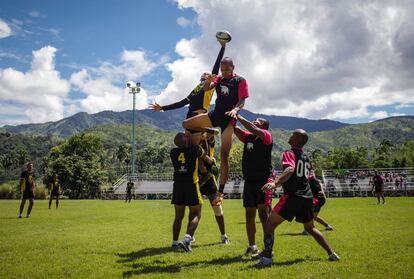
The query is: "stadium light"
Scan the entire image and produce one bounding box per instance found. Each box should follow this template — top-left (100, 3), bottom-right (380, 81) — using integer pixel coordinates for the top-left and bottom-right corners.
top-left (126, 81), bottom-right (141, 177)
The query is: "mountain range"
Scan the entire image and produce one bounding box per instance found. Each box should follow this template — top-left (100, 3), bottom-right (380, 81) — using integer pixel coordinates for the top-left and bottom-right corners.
top-left (1, 107), bottom-right (349, 138)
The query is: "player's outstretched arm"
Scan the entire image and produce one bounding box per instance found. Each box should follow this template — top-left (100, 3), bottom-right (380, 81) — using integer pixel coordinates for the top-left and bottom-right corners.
top-left (149, 98), bottom-right (190, 112)
top-left (212, 44), bottom-right (226, 75)
top-left (203, 74), bottom-right (217, 91)
top-left (237, 114), bottom-right (267, 141)
top-left (234, 126), bottom-right (246, 142)
top-left (225, 98), bottom-right (246, 119)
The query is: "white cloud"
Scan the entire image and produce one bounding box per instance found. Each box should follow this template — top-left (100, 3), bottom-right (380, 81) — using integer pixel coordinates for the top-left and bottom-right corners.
top-left (0, 19), bottom-right (12, 39)
top-left (0, 46), bottom-right (70, 124)
top-left (70, 49), bottom-right (158, 114)
top-left (176, 16), bottom-right (192, 28)
top-left (370, 111), bottom-right (389, 120)
top-left (157, 0), bottom-right (414, 120)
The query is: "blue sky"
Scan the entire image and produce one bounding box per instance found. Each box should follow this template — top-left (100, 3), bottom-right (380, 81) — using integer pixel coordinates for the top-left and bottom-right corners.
top-left (0, 0), bottom-right (413, 126)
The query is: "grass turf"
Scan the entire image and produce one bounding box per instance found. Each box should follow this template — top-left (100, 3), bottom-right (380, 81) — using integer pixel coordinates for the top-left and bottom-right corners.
top-left (0, 198), bottom-right (413, 278)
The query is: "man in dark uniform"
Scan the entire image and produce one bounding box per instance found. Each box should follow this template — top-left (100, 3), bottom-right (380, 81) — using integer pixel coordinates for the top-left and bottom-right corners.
top-left (371, 170), bottom-right (386, 204)
top-left (234, 115), bottom-right (273, 257)
top-left (125, 180), bottom-right (134, 203)
top-left (256, 129), bottom-right (340, 267)
top-left (48, 173), bottom-right (60, 209)
top-left (302, 170), bottom-right (333, 234)
top-left (170, 133), bottom-right (216, 252)
top-left (19, 162), bottom-right (36, 218)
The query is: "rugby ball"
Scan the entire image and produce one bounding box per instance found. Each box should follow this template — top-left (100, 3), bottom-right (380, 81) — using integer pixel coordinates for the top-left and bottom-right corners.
top-left (216, 30), bottom-right (232, 42)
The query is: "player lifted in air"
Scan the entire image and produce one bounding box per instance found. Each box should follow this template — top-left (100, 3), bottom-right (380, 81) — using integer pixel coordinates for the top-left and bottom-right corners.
top-left (234, 115), bottom-right (273, 257)
top-left (48, 173), bottom-right (60, 209)
top-left (170, 133), bottom-right (216, 252)
top-left (302, 169), bottom-right (333, 234)
top-left (371, 170), bottom-right (386, 204)
top-left (183, 32), bottom-right (249, 204)
top-left (19, 162), bottom-right (36, 218)
top-left (257, 129), bottom-right (340, 267)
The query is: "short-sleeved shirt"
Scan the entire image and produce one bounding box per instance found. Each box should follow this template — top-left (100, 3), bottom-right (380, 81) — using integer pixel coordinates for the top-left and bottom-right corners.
top-left (239, 129), bottom-right (273, 181)
top-left (170, 145), bottom-right (204, 184)
top-left (187, 83), bottom-right (215, 114)
top-left (20, 171), bottom-right (35, 192)
top-left (213, 74), bottom-right (249, 114)
top-left (372, 175), bottom-right (384, 187)
top-left (281, 148), bottom-right (312, 199)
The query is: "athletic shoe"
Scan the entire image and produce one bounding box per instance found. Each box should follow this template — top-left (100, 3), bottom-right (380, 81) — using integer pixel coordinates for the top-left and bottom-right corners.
top-left (221, 235), bottom-right (230, 244)
top-left (26, 215), bottom-right (30, 218)
top-left (326, 225), bottom-right (334, 231)
top-left (172, 244), bottom-right (180, 251)
top-left (251, 251), bottom-right (274, 260)
top-left (18, 214), bottom-right (22, 218)
top-left (328, 252), bottom-right (340, 261)
top-left (190, 236), bottom-right (196, 244)
top-left (244, 246), bottom-right (259, 257)
top-left (206, 128), bottom-right (220, 136)
top-left (256, 256), bottom-right (273, 267)
top-left (179, 241), bottom-right (192, 252)
top-left (302, 229), bottom-right (310, 235)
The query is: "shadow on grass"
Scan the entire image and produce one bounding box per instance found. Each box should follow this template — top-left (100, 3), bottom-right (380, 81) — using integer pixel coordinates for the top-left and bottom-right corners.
top-left (117, 247), bottom-right (249, 278)
top-left (250, 257), bottom-right (317, 269)
top-left (279, 232), bottom-right (307, 237)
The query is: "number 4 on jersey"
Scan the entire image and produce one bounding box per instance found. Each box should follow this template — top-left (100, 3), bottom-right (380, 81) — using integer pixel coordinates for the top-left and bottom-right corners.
top-left (178, 152), bottom-right (186, 164)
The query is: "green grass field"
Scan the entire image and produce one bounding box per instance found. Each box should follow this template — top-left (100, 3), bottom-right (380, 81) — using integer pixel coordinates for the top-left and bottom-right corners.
top-left (1, 198), bottom-right (413, 279)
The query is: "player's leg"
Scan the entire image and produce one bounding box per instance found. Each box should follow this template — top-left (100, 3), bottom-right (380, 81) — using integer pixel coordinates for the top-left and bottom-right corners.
top-left (258, 204), bottom-right (269, 232)
top-left (19, 198), bottom-right (26, 217)
top-left (186, 205), bottom-right (202, 237)
top-left (218, 124), bottom-right (234, 187)
top-left (56, 196), bottom-right (59, 209)
top-left (262, 212), bottom-right (285, 258)
top-left (380, 191), bottom-right (385, 204)
top-left (207, 194), bottom-right (226, 236)
top-left (303, 221), bottom-right (337, 256)
top-left (182, 113), bottom-right (213, 132)
top-left (376, 192), bottom-right (380, 204)
top-left (173, 205), bottom-right (185, 246)
top-left (245, 207), bottom-right (257, 247)
top-left (27, 198), bottom-right (34, 217)
top-left (314, 213), bottom-right (329, 227)
top-left (49, 195), bottom-right (52, 209)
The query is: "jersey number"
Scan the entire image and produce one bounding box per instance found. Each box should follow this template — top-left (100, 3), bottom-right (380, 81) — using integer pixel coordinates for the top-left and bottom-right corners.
top-left (178, 152), bottom-right (186, 164)
top-left (296, 160), bottom-right (310, 178)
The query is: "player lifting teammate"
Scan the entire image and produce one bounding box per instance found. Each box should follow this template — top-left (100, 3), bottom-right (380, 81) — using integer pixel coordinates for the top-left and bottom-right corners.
top-left (257, 129), bottom-right (339, 267)
top-left (234, 115), bottom-right (273, 257)
top-left (170, 133), bottom-right (216, 252)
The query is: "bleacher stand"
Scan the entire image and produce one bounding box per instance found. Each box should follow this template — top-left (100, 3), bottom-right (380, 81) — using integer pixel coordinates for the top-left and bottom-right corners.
top-left (105, 168), bottom-right (414, 200)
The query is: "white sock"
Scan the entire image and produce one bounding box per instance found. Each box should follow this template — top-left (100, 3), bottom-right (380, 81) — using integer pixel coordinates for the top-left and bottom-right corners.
top-left (172, 240), bottom-right (179, 246)
top-left (221, 234), bottom-right (227, 238)
top-left (250, 244), bottom-right (257, 249)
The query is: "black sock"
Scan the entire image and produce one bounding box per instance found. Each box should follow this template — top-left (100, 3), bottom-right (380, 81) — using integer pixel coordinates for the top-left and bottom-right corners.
top-left (264, 233), bottom-right (274, 258)
top-left (219, 184), bottom-right (225, 193)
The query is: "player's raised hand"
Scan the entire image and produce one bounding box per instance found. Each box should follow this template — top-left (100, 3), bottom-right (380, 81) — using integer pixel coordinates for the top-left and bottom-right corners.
top-left (149, 102), bottom-right (162, 112)
top-left (262, 181), bottom-right (276, 192)
top-left (225, 108), bottom-right (239, 119)
top-left (206, 73), bottom-right (217, 84)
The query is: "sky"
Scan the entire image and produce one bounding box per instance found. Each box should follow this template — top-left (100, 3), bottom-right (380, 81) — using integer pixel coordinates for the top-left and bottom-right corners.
top-left (0, 0), bottom-right (413, 126)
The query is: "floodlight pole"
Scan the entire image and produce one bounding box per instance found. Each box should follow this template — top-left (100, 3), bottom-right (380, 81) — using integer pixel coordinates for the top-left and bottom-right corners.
top-left (128, 83), bottom-right (141, 177)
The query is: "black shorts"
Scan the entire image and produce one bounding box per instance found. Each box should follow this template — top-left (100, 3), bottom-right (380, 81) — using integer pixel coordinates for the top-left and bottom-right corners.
top-left (243, 178), bottom-right (273, 208)
top-left (50, 189), bottom-right (59, 197)
top-left (272, 195), bottom-right (313, 223)
top-left (200, 176), bottom-right (217, 196)
top-left (172, 181), bottom-right (203, 206)
top-left (375, 186), bottom-right (383, 193)
top-left (208, 110), bottom-right (236, 132)
top-left (22, 191), bottom-right (34, 200)
top-left (313, 197), bottom-right (326, 213)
